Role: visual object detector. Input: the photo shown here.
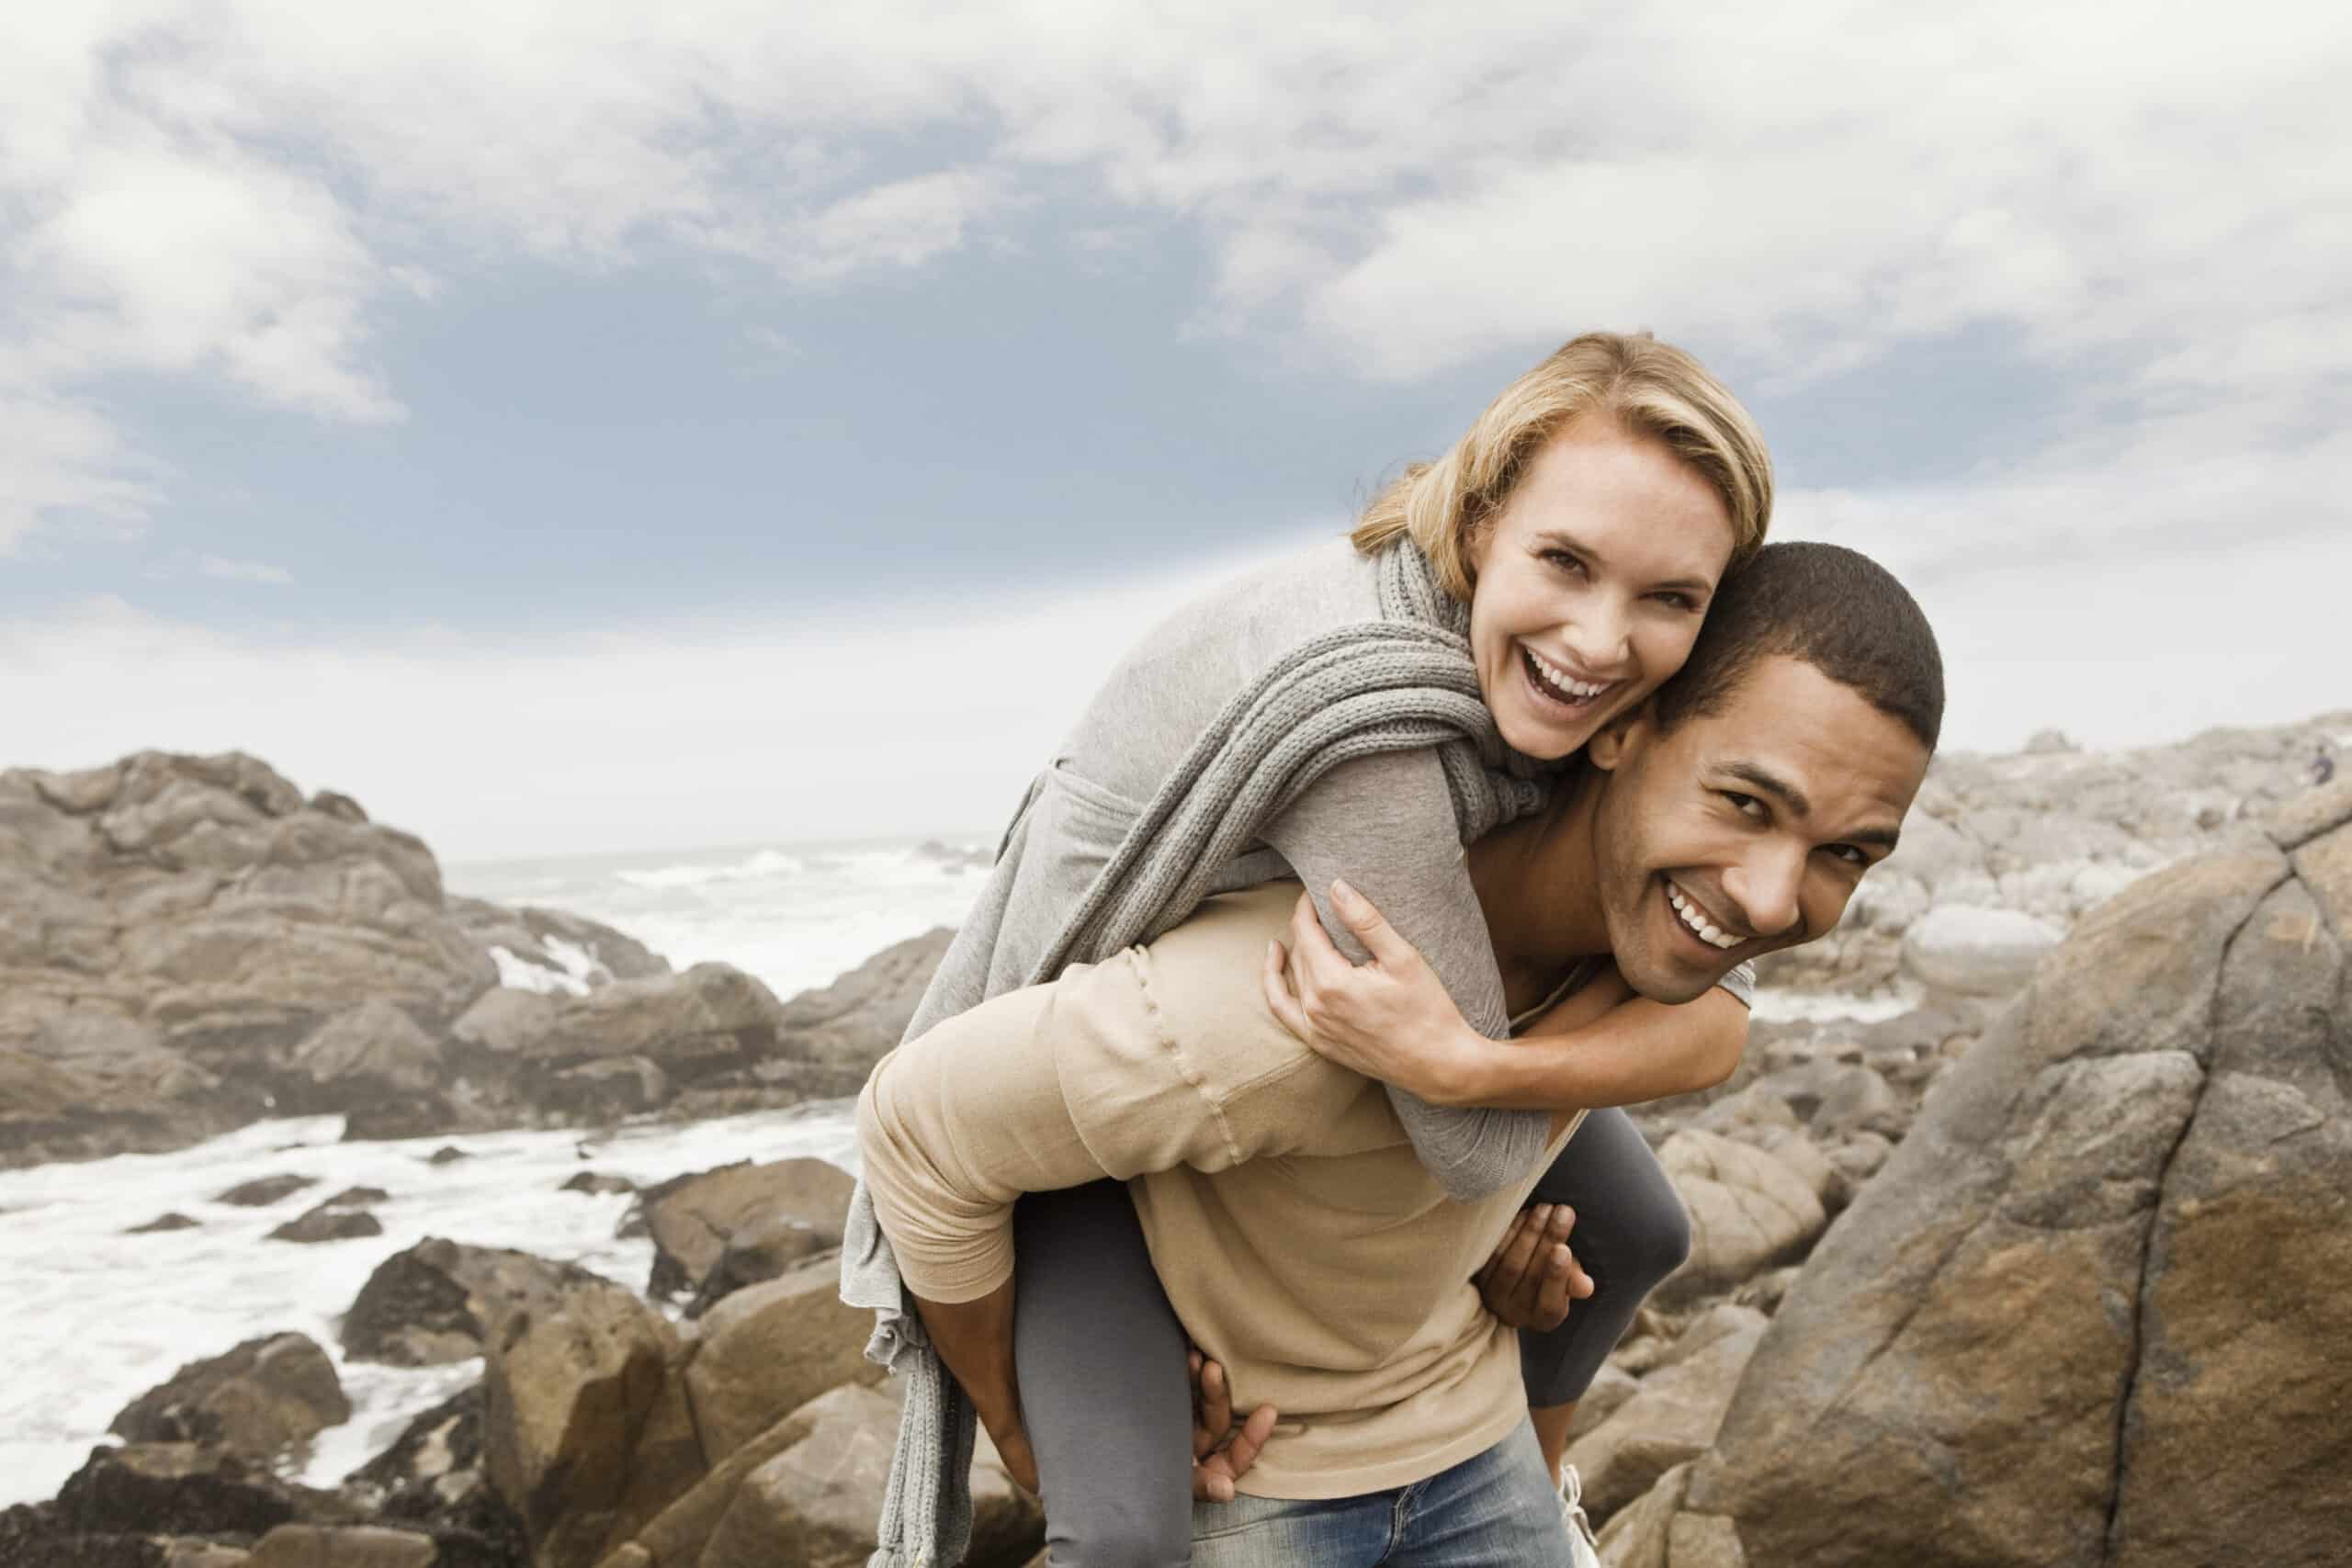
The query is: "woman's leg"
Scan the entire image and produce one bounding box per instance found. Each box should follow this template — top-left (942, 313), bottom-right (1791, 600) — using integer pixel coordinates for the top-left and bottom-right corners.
top-left (1515, 1107), bottom-right (1692, 1472)
top-left (1013, 1179), bottom-right (1195, 1568)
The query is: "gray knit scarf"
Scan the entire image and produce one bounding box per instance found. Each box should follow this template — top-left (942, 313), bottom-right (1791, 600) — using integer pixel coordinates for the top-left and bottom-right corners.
top-left (841, 539), bottom-right (1551, 1567)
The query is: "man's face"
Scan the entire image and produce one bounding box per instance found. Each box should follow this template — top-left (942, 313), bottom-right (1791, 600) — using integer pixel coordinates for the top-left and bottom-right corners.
top-left (1585, 654), bottom-right (1931, 1003)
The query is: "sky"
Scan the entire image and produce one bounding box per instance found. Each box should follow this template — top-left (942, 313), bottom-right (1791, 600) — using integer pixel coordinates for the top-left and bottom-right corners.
top-left (2, 2), bottom-right (2346, 862)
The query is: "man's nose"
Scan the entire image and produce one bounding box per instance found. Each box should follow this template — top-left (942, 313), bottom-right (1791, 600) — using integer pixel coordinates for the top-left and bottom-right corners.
top-left (1722, 844), bottom-right (1805, 939)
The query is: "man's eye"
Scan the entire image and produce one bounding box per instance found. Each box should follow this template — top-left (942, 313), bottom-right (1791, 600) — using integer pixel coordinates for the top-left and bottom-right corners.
top-left (1723, 792), bottom-right (1764, 818)
top-left (1827, 844), bottom-right (1869, 867)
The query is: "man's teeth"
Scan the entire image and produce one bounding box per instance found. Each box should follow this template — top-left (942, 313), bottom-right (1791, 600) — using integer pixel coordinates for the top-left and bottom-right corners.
top-left (1525, 647), bottom-right (1611, 702)
top-left (1668, 884), bottom-right (1741, 950)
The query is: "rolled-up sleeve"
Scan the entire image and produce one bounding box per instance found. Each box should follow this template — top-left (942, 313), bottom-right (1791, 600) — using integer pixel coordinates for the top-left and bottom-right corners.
top-left (856, 890), bottom-right (1347, 1303)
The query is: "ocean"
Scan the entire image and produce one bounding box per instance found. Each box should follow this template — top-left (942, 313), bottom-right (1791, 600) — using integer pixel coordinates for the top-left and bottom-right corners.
top-left (0, 834), bottom-right (989, 1509)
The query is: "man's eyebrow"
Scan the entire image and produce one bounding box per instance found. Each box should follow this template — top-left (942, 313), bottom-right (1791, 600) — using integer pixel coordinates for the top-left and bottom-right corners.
top-left (1532, 528), bottom-right (1715, 595)
top-left (1720, 761), bottom-right (1903, 851)
top-left (1720, 761), bottom-right (1811, 817)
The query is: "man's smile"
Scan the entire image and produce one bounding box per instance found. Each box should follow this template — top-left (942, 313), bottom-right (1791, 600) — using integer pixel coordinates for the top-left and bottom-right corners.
top-left (1664, 876), bottom-right (1746, 953)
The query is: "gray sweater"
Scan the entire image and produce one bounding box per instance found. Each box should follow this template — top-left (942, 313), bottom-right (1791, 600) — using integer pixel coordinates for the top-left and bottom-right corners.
top-left (842, 536), bottom-right (1749, 1565)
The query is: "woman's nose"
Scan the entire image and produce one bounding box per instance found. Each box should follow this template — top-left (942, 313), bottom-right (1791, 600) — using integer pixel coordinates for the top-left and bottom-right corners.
top-left (1561, 596), bottom-right (1633, 673)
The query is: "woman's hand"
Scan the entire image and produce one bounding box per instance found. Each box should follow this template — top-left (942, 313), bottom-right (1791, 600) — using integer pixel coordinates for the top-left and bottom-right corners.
top-left (1261, 881), bottom-right (1484, 1104)
top-left (1474, 1202), bottom-right (1594, 1332)
top-left (1189, 1348), bottom-right (1278, 1503)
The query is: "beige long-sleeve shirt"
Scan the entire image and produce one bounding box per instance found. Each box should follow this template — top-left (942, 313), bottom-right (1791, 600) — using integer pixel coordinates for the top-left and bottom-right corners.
top-left (856, 880), bottom-right (1584, 1499)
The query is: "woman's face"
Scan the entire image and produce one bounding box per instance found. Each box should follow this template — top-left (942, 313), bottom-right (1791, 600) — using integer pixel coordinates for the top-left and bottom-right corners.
top-left (1467, 412), bottom-right (1738, 761)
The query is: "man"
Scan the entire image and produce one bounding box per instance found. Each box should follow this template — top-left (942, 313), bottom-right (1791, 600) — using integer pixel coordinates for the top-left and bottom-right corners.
top-left (859, 542), bottom-right (1942, 1565)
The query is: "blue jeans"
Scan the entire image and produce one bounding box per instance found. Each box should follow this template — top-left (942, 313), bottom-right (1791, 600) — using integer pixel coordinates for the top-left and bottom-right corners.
top-left (1187, 1420), bottom-right (1572, 1568)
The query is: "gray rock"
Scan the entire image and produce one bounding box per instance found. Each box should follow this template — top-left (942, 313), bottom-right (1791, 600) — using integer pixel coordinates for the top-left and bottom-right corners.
top-left (288, 1002), bottom-right (444, 1093)
top-left (697, 1383), bottom-right (1039, 1568)
top-left (1656, 1131), bottom-right (1826, 1304)
top-left (482, 1269), bottom-right (678, 1568)
top-left (268, 1204), bottom-right (384, 1244)
top-left (110, 1334), bottom-right (351, 1460)
top-left (129, 1212), bottom-right (201, 1234)
top-left (684, 1259), bottom-right (878, 1461)
top-left (633, 1157), bottom-right (856, 1306)
top-left (214, 1175), bottom-right (318, 1207)
top-left (1899, 905), bottom-right (2064, 997)
top-left (247, 1525), bottom-right (437, 1568)
top-left (1565, 1314), bottom-right (1765, 1522)
top-left (344, 1238), bottom-right (606, 1367)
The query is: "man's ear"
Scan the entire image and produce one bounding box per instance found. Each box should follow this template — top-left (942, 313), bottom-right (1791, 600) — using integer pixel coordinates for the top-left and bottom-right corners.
top-left (1587, 699), bottom-right (1658, 773)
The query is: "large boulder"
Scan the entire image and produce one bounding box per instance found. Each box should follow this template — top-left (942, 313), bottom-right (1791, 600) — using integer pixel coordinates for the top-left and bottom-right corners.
top-left (1613, 794), bottom-right (2352, 1567)
top-left (0, 751), bottom-right (512, 1166)
top-left (633, 1158), bottom-right (856, 1306)
top-left (482, 1274), bottom-right (680, 1568)
top-left (682, 1258), bottom-right (877, 1461)
top-left (343, 1239), bottom-right (606, 1367)
top-left (0, 747), bottom-right (804, 1165)
top-left (110, 1335), bottom-right (352, 1460)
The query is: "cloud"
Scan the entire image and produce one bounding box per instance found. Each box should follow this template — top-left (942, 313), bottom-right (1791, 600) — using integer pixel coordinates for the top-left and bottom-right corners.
top-left (0, 0), bottom-right (2344, 569)
top-left (0, 531), bottom-right (1330, 861)
top-left (197, 555), bottom-right (294, 585)
top-left (0, 390), bottom-right (163, 553)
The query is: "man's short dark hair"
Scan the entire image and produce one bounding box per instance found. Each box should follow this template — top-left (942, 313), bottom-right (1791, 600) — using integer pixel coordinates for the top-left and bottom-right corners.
top-left (1653, 542), bottom-right (1944, 750)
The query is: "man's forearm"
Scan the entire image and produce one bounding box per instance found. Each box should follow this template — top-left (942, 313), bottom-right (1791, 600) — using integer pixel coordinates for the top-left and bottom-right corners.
top-left (1444, 987), bottom-right (1749, 1111)
top-left (910, 1278), bottom-right (1023, 1440)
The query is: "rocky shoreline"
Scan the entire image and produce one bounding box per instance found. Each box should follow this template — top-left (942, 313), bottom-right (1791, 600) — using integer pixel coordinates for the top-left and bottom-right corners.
top-left (0, 751), bottom-right (950, 1171)
top-left (4, 717), bottom-right (2348, 1567)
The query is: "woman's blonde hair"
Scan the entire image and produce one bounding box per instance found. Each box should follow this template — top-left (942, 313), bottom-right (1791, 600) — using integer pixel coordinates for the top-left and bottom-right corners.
top-left (1351, 332), bottom-right (1773, 600)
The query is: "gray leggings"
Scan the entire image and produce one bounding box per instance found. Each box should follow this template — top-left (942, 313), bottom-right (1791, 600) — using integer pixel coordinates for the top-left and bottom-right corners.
top-left (1009, 1105), bottom-right (1690, 1567)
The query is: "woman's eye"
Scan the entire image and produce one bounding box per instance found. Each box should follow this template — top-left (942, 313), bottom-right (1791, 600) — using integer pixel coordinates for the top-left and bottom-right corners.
top-left (1828, 844), bottom-right (1870, 867)
top-left (1650, 592), bottom-right (1698, 612)
top-left (1541, 549), bottom-right (1586, 575)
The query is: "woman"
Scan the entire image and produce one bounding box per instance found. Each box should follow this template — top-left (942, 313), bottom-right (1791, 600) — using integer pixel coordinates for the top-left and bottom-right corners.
top-left (842, 331), bottom-right (1774, 1568)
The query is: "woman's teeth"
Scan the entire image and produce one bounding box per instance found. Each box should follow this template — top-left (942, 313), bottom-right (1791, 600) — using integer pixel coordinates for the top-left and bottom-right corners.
top-left (1522, 646), bottom-right (1611, 705)
top-left (1668, 882), bottom-right (1742, 951)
